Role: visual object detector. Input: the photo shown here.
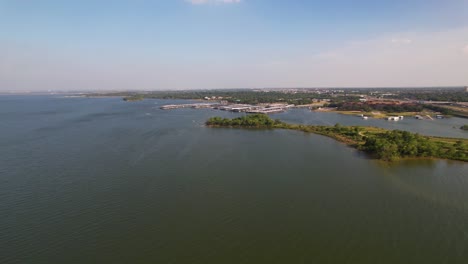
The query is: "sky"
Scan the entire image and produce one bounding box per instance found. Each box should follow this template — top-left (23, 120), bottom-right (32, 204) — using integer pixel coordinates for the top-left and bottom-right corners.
top-left (1, 0), bottom-right (468, 91)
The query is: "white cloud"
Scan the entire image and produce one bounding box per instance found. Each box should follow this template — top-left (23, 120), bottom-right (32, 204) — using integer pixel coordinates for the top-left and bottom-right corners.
top-left (2, 28), bottom-right (468, 91)
top-left (253, 27), bottom-right (468, 88)
top-left (186, 0), bottom-right (241, 5)
top-left (391, 38), bottom-right (412, 44)
top-left (315, 52), bottom-right (339, 59)
top-left (463, 44), bottom-right (468, 55)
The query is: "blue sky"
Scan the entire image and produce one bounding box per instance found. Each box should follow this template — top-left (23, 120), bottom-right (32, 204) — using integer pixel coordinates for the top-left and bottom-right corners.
top-left (1, 0), bottom-right (468, 90)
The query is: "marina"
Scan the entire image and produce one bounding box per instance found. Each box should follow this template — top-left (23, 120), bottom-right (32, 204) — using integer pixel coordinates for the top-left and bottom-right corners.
top-left (161, 102), bottom-right (295, 114)
top-left (161, 102), bottom-right (465, 121)
top-left (387, 116), bottom-right (404, 121)
top-left (160, 103), bottom-right (216, 110)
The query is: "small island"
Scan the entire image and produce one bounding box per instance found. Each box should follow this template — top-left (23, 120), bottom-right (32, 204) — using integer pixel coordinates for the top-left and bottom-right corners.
top-left (123, 95), bottom-right (144, 102)
top-left (206, 114), bottom-right (468, 162)
top-left (462, 125), bottom-right (468, 131)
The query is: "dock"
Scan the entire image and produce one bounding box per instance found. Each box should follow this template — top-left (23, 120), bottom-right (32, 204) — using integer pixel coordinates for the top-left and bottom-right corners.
top-left (247, 107), bottom-right (285, 114)
top-left (387, 116), bottom-right (404, 121)
top-left (160, 103), bottom-right (293, 114)
top-left (160, 103), bottom-right (218, 110)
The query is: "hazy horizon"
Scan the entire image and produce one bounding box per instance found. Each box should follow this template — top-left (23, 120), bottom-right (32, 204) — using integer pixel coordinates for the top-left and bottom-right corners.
top-left (2, 86), bottom-right (467, 94)
top-left (1, 0), bottom-right (468, 91)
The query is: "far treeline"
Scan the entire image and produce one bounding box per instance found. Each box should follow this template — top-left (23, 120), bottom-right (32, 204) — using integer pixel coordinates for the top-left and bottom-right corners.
top-left (95, 87), bottom-right (468, 105)
top-left (329, 102), bottom-right (425, 113)
top-left (388, 90), bottom-right (468, 102)
top-left (117, 90), bottom-right (335, 105)
top-left (206, 114), bottom-right (468, 162)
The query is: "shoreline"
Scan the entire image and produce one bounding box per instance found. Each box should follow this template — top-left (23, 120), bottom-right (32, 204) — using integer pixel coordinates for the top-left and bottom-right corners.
top-left (206, 115), bottom-right (468, 163)
top-left (313, 109), bottom-right (441, 119)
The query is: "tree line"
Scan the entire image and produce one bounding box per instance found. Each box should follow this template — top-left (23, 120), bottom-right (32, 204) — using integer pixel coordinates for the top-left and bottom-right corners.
top-left (330, 102), bottom-right (424, 113)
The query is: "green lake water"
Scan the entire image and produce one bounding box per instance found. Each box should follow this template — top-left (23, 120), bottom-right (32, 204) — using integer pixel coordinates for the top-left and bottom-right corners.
top-left (1, 96), bottom-right (467, 263)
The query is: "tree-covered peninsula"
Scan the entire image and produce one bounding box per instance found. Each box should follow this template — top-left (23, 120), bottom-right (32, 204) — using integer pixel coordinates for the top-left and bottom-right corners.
top-left (206, 114), bottom-right (468, 162)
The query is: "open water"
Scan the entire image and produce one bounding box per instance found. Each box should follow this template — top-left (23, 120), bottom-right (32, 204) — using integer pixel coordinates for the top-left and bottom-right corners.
top-left (1, 96), bottom-right (467, 263)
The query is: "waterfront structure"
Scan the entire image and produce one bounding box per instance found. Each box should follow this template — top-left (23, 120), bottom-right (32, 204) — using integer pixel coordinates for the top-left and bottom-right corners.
top-left (161, 103), bottom-right (294, 114)
top-left (160, 103), bottom-right (218, 110)
top-left (387, 116), bottom-right (402, 121)
top-left (247, 107), bottom-right (285, 114)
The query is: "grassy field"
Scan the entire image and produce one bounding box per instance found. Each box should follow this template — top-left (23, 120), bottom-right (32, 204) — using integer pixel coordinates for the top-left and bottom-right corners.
top-left (317, 109), bottom-right (439, 119)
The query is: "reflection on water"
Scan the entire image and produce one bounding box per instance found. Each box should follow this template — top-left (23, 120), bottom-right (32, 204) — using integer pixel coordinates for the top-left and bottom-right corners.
top-left (376, 158), bottom-right (439, 168)
top-left (378, 159), bottom-right (467, 212)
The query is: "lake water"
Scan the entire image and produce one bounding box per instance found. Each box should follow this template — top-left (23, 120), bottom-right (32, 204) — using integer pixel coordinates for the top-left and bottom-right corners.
top-left (1, 96), bottom-right (467, 264)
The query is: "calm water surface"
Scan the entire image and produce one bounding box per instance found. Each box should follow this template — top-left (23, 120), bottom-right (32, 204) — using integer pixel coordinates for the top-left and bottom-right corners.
top-left (1, 96), bottom-right (467, 264)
